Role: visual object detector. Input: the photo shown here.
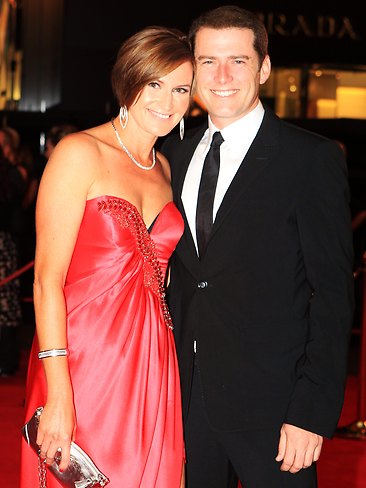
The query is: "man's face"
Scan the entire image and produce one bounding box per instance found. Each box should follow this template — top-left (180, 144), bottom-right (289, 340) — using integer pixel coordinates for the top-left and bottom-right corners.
top-left (194, 27), bottom-right (271, 129)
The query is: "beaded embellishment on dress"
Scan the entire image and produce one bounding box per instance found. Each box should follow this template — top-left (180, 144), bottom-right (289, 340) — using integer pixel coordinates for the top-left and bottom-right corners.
top-left (98, 197), bottom-right (174, 329)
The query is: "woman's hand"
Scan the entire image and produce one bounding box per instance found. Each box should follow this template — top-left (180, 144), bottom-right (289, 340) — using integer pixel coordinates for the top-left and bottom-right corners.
top-left (36, 401), bottom-right (76, 472)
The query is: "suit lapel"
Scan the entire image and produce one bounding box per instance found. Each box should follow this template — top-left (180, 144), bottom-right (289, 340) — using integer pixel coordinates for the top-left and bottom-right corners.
top-left (173, 126), bottom-right (206, 210)
top-left (211, 108), bottom-right (280, 240)
top-left (172, 126), bottom-right (207, 266)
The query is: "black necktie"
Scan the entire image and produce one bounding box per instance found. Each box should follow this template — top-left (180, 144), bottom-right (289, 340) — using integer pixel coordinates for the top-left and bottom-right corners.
top-left (196, 131), bottom-right (224, 257)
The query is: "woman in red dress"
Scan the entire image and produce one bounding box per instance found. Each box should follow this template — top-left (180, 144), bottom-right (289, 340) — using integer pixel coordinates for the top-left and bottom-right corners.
top-left (20, 26), bottom-right (194, 487)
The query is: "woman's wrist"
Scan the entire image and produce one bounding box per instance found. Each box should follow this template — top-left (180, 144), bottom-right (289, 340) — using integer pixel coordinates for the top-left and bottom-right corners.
top-left (38, 348), bottom-right (69, 360)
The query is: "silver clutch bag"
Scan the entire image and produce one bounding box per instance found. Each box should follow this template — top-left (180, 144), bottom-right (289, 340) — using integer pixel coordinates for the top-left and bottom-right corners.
top-left (22, 406), bottom-right (110, 488)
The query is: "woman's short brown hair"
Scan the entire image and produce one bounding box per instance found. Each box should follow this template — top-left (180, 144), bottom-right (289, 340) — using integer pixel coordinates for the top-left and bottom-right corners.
top-left (111, 26), bottom-right (194, 108)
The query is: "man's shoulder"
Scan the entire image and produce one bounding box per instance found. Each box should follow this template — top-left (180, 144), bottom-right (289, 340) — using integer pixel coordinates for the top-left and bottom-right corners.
top-left (262, 104), bottom-right (330, 143)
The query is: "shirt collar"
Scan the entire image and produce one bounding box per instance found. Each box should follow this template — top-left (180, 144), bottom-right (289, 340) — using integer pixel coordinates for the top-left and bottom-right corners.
top-left (207, 101), bottom-right (265, 154)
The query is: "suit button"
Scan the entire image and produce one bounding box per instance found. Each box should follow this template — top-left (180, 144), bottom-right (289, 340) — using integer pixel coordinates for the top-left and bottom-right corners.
top-left (197, 281), bottom-right (208, 289)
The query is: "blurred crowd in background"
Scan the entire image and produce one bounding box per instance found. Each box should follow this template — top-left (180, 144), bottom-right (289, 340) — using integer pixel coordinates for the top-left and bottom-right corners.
top-left (0, 123), bottom-right (78, 376)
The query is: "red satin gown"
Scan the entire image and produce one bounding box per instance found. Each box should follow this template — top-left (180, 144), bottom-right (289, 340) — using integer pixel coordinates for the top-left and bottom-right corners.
top-left (20, 196), bottom-right (185, 487)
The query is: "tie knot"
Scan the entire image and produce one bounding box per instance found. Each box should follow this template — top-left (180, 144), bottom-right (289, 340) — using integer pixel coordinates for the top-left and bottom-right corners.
top-left (211, 131), bottom-right (224, 148)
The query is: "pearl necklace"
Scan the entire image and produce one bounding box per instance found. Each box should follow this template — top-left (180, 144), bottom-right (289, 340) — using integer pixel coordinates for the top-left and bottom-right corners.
top-left (111, 118), bottom-right (156, 171)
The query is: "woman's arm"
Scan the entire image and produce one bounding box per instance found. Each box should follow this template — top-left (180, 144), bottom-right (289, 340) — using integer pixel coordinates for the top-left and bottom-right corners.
top-left (33, 133), bottom-right (96, 471)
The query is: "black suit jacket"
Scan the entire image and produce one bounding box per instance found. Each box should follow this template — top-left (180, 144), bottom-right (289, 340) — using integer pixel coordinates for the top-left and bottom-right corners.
top-left (162, 106), bottom-right (354, 438)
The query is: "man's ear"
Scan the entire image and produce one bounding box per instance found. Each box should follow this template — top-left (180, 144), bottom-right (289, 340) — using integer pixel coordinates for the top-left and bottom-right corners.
top-left (259, 55), bottom-right (271, 85)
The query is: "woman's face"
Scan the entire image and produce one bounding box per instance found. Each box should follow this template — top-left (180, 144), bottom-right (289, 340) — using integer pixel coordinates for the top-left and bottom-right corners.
top-left (128, 61), bottom-right (193, 137)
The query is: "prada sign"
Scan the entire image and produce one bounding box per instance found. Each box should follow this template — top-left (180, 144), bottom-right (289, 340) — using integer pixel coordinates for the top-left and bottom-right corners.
top-left (257, 12), bottom-right (360, 40)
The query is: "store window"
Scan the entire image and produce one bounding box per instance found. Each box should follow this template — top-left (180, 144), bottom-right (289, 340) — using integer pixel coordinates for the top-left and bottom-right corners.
top-left (261, 65), bottom-right (366, 120)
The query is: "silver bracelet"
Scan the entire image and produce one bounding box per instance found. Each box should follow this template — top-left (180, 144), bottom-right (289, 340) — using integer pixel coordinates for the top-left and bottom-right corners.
top-left (38, 348), bottom-right (70, 360)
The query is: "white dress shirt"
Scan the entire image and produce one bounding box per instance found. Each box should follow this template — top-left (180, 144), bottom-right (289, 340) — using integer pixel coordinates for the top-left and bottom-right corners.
top-left (182, 102), bottom-right (265, 252)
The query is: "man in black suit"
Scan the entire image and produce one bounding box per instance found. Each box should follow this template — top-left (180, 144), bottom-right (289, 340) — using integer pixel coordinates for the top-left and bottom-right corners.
top-left (162, 5), bottom-right (354, 488)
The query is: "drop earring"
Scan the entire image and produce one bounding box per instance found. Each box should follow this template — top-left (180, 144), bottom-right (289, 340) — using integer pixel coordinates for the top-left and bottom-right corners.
top-left (179, 117), bottom-right (184, 141)
top-left (119, 105), bottom-right (128, 129)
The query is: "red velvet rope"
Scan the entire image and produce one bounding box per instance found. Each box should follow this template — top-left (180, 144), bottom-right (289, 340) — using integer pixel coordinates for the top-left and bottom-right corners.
top-left (0, 260), bottom-right (34, 287)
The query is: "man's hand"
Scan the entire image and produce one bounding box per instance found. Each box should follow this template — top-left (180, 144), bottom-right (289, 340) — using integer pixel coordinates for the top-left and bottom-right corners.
top-left (275, 423), bottom-right (323, 473)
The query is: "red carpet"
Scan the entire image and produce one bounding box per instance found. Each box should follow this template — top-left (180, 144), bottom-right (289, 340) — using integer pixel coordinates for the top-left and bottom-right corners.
top-left (0, 348), bottom-right (29, 488)
top-left (1, 349), bottom-right (366, 487)
top-left (318, 374), bottom-right (366, 487)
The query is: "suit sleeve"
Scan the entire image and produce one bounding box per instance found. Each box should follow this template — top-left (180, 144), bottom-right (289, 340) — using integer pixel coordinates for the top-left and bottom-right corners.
top-left (284, 138), bottom-right (354, 438)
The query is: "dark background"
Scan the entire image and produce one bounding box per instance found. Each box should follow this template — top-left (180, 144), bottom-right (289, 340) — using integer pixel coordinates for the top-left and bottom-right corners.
top-left (60, 0), bottom-right (365, 115)
top-left (7, 0), bottom-right (365, 120)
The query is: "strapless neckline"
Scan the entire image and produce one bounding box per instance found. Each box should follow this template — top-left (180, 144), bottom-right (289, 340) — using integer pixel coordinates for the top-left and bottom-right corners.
top-left (86, 195), bottom-right (174, 231)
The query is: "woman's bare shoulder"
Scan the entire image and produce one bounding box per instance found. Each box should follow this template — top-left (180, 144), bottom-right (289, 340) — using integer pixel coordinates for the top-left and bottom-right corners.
top-left (45, 124), bottom-right (110, 172)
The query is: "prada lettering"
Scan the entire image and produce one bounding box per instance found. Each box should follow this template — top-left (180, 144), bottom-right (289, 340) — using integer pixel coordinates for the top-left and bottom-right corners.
top-left (256, 12), bottom-right (360, 40)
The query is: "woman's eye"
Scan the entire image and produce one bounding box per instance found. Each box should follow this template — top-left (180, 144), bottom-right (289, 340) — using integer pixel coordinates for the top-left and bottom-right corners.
top-left (174, 87), bottom-right (189, 94)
